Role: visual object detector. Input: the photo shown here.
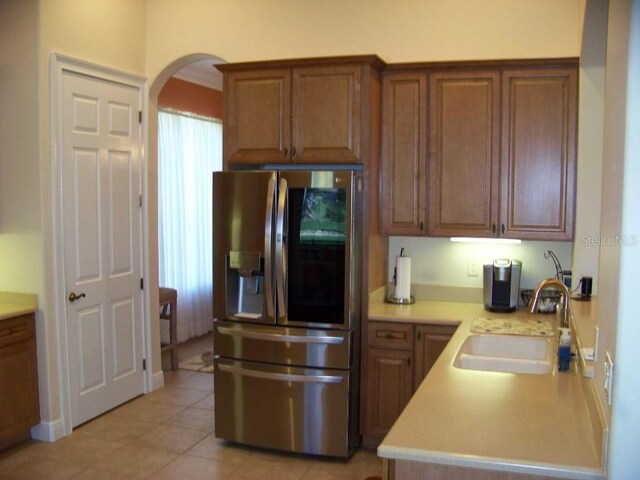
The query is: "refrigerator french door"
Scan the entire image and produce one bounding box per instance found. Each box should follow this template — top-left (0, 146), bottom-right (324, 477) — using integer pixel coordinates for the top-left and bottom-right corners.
top-left (212, 170), bottom-right (362, 457)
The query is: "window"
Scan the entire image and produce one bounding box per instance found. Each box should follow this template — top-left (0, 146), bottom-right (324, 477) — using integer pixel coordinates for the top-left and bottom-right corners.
top-left (158, 110), bottom-right (222, 341)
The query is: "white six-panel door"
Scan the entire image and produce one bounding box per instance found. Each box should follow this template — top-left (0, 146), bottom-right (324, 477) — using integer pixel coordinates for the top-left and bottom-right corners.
top-left (61, 70), bottom-right (145, 427)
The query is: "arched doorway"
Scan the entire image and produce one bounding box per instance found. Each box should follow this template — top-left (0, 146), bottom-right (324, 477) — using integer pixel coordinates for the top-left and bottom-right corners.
top-left (147, 53), bottom-right (225, 381)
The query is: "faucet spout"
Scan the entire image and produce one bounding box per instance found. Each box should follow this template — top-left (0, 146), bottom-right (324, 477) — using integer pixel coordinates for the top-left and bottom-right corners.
top-left (529, 278), bottom-right (571, 328)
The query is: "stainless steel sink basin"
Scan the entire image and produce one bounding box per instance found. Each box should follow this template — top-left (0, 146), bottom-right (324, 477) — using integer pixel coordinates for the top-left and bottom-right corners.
top-left (454, 334), bottom-right (553, 375)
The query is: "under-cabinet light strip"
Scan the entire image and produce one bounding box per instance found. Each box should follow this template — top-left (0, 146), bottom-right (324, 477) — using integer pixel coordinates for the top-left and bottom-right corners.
top-left (450, 237), bottom-right (523, 244)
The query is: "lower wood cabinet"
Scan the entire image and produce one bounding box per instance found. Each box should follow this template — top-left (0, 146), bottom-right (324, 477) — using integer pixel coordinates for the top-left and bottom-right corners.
top-left (414, 324), bottom-right (458, 385)
top-left (0, 313), bottom-right (39, 450)
top-left (362, 321), bottom-right (457, 447)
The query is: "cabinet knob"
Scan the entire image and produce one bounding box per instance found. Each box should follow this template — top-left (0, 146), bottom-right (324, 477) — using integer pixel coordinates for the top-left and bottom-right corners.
top-left (492, 223), bottom-right (497, 235)
top-left (501, 223), bottom-right (505, 234)
top-left (283, 147), bottom-right (288, 158)
top-left (420, 221), bottom-right (424, 231)
top-left (291, 146), bottom-right (297, 159)
top-left (384, 333), bottom-right (394, 339)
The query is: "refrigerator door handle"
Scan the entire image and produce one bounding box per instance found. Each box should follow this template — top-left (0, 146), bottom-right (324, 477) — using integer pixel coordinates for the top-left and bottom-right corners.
top-left (275, 177), bottom-right (287, 320)
top-left (217, 326), bottom-right (345, 344)
top-left (218, 363), bottom-right (344, 384)
top-left (264, 176), bottom-right (276, 319)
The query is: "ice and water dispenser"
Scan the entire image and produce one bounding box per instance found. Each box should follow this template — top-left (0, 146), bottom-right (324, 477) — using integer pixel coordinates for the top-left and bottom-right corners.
top-left (225, 251), bottom-right (264, 320)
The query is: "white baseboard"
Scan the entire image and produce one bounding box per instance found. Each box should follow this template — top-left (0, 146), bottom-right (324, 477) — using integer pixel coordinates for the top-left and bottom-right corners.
top-left (150, 370), bottom-right (165, 392)
top-left (31, 418), bottom-right (67, 443)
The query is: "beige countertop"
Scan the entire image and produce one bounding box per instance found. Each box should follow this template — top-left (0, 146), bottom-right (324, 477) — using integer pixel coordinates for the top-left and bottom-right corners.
top-left (373, 298), bottom-right (604, 479)
top-left (0, 291), bottom-right (37, 320)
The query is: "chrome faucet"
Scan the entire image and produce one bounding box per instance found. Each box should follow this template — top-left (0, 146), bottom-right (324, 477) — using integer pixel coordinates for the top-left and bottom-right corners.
top-left (529, 278), bottom-right (571, 328)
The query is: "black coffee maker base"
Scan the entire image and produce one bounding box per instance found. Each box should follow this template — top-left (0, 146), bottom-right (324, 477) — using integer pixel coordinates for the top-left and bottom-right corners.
top-left (484, 304), bottom-right (517, 313)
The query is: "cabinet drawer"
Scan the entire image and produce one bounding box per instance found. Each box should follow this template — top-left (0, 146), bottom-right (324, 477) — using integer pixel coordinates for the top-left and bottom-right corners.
top-left (0, 315), bottom-right (34, 348)
top-left (368, 322), bottom-right (414, 349)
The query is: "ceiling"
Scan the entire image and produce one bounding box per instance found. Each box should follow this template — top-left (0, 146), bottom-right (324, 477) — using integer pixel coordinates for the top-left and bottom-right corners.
top-left (173, 59), bottom-right (224, 91)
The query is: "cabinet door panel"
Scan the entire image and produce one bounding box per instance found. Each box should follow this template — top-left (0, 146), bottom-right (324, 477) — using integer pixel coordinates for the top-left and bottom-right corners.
top-left (381, 72), bottom-right (427, 235)
top-left (224, 69), bottom-right (291, 165)
top-left (414, 325), bottom-right (456, 388)
top-left (501, 69), bottom-right (577, 240)
top-left (292, 65), bottom-right (361, 163)
top-left (429, 71), bottom-right (500, 237)
top-left (364, 348), bottom-right (413, 440)
top-left (0, 340), bottom-right (39, 440)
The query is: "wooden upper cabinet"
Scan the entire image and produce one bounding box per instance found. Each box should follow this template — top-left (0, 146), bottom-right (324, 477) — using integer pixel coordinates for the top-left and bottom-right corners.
top-left (500, 68), bottom-right (577, 240)
top-left (380, 72), bottom-right (428, 235)
top-left (427, 63), bottom-right (577, 240)
top-left (220, 57), bottom-right (383, 167)
top-left (223, 69), bottom-right (291, 165)
top-left (292, 65), bottom-right (361, 164)
top-left (428, 70), bottom-right (501, 237)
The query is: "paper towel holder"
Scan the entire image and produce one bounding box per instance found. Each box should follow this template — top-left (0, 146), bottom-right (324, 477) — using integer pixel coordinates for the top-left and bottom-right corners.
top-left (385, 248), bottom-right (415, 304)
top-left (386, 292), bottom-right (416, 304)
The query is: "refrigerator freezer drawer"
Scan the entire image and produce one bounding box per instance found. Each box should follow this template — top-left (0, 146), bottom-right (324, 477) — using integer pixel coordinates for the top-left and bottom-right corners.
top-left (214, 321), bottom-right (351, 369)
top-left (214, 358), bottom-right (356, 457)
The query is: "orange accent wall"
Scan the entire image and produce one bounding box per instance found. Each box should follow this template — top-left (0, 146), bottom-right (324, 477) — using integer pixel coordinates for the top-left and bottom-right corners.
top-left (158, 77), bottom-right (223, 120)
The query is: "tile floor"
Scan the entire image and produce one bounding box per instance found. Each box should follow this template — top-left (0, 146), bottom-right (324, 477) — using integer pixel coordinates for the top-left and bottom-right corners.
top-left (0, 334), bottom-right (383, 480)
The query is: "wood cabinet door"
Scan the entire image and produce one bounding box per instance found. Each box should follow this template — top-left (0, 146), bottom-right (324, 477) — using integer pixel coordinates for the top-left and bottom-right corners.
top-left (414, 325), bottom-right (456, 388)
top-left (380, 72), bottom-right (428, 235)
top-left (500, 68), bottom-right (577, 240)
top-left (364, 347), bottom-right (414, 441)
top-left (0, 337), bottom-right (39, 443)
top-left (291, 65), bottom-right (361, 163)
top-left (428, 71), bottom-right (500, 237)
top-left (224, 69), bottom-right (291, 165)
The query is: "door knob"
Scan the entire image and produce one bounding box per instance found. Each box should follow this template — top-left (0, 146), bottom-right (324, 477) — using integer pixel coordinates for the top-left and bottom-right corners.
top-left (68, 292), bottom-right (86, 302)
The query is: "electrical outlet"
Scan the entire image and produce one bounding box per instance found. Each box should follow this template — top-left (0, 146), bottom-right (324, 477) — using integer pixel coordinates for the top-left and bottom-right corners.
top-left (468, 258), bottom-right (480, 277)
top-left (604, 352), bottom-right (614, 406)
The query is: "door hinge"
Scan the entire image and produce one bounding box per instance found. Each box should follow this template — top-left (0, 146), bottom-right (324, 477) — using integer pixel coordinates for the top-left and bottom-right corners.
top-left (142, 358), bottom-right (147, 371)
top-left (140, 278), bottom-right (144, 290)
top-left (138, 195), bottom-right (143, 208)
top-left (138, 110), bottom-right (142, 124)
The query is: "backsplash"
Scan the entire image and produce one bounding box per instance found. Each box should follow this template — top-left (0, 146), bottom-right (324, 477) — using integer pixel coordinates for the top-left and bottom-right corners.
top-left (388, 237), bottom-right (574, 291)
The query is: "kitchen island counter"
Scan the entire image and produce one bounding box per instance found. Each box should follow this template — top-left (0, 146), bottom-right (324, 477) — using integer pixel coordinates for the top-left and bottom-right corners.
top-left (372, 298), bottom-right (605, 480)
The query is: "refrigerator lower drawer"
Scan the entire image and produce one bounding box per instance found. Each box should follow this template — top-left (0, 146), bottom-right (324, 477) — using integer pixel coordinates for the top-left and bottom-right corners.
top-left (214, 358), bottom-right (355, 457)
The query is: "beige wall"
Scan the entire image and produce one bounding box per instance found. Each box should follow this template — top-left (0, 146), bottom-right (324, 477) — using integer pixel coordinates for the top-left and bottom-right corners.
top-left (146, 0), bottom-right (585, 80)
top-left (0, 0), bottom-right (147, 431)
top-left (39, 0), bottom-right (146, 76)
top-left (0, 0), bottom-right (49, 423)
top-left (595, 0), bottom-right (629, 425)
top-left (0, 1), bottom-right (42, 293)
top-left (571, 0), bottom-right (608, 293)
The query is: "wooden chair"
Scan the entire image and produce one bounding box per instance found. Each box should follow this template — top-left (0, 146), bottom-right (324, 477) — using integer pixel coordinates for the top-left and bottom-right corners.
top-left (159, 287), bottom-right (178, 370)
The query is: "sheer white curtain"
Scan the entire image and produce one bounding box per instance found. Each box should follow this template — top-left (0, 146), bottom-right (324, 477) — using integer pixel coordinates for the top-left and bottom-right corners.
top-left (158, 110), bottom-right (222, 342)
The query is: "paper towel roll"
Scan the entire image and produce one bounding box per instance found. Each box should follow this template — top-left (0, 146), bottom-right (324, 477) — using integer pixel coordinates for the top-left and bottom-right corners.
top-left (395, 255), bottom-right (411, 300)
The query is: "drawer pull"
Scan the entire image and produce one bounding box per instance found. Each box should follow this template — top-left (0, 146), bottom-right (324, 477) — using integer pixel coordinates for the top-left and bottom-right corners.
top-left (384, 333), bottom-right (395, 339)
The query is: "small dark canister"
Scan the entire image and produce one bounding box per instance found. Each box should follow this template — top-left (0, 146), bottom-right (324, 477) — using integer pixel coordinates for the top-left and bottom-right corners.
top-left (581, 276), bottom-right (593, 297)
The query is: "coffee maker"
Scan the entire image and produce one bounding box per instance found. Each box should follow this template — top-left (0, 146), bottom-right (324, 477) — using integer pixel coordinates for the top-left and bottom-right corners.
top-left (483, 259), bottom-right (522, 312)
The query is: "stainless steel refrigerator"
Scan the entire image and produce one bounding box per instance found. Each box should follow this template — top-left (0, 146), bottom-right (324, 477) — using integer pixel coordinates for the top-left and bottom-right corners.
top-left (212, 169), bottom-right (362, 457)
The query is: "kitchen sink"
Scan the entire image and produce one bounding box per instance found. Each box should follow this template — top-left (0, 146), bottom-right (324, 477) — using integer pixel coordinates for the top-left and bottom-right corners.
top-left (453, 334), bottom-right (553, 375)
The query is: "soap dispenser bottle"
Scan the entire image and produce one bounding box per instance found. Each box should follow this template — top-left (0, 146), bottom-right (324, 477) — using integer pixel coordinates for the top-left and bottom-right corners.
top-left (558, 328), bottom-right (571, 372)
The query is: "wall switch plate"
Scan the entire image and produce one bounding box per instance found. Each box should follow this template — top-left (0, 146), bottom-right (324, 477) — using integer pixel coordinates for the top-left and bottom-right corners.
top-left (604, 351), bottom-right (614, 406)
top-left (468, 258), bottom-right (480, 277)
